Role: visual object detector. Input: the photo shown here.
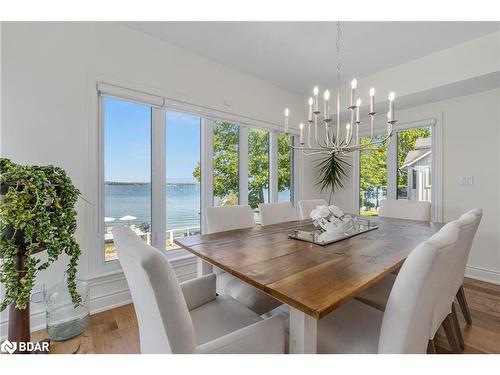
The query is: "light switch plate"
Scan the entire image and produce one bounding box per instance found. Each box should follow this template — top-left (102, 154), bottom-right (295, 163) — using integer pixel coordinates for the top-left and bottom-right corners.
top-left (460, 176), bottom-right (474, 185)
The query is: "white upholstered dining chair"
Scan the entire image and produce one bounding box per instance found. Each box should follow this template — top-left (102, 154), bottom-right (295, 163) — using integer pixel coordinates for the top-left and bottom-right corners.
top-left (205, 205), bottom-right (282, 315)
top-left (113, 226), bottom-right (285, 354)
top-left (205, 205), bottom-right (255, 233)
top-left (454, 209), bottom-right (483, 326)
top-left (378, 199), bottom-right (431, 221)
top-left (298, 199), bottom-right (327, 220)
top-left (259, 202), bottom-right (296, 226)
top-left (354, 209), bottom-right (482, 352)
top-left (315, 223), bottom-right (460, 353)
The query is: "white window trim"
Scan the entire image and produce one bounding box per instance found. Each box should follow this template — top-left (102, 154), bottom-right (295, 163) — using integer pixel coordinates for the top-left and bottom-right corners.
top-left (352, 117), bottom-right (442, 221)
top-left (200, 118), bottom-right (214, 234)
top-left (151, 108), bottom-right (166, 250)
top-left (93, 81), bottom-right (300, 274)
top-left (269, 131), bottom-right (279, 203)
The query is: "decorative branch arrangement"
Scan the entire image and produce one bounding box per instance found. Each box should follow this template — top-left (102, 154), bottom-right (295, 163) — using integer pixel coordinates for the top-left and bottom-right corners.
top-left (0, 157), bottom-right (82, 312)
top-left (316, 152), bottom-right (350, 203)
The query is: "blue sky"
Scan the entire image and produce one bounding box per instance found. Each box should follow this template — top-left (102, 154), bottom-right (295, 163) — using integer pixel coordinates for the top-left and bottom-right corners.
top-left (104, 97), bottom-right (200, 183)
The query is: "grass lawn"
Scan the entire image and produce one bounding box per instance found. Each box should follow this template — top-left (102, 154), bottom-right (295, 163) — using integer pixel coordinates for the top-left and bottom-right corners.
top-left (360, 209), bottom-right (379, 217)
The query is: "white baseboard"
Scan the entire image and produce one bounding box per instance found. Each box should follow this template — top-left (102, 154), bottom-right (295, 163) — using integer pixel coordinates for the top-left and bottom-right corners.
top-left (465, 265), bottom-right (500, 285)
top-left (0, 255), bottom-right (197, 340)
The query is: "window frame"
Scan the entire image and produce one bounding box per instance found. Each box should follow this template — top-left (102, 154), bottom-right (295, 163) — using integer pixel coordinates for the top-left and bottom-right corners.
top-left (95, 82), bottom-right (299, 271)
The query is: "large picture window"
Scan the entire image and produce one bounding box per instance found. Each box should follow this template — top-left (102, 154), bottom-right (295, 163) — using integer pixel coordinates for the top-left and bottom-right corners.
top-left (359, 135), bottom-right (387, 216)
top-left (103, 97), bottom-right (152, 261)
top-left (278, 133), bottom-right (294, 203)
top-left (213, 121), bottom-right (240, 206)
top-left (248, 128), bottom-right (270, 209)
top-left (166, 111), bottom-right (201, 250)
top-left (98, 84), bottom-right (298, 265)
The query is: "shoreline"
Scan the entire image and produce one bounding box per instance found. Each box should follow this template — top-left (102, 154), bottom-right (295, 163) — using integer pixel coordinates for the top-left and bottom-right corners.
top-left (105, 181), bottom-right (200, 186)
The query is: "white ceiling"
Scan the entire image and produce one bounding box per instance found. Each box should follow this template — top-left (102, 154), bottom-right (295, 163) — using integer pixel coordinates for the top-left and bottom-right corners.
top-left (122, 21), bottom-right (499, 96)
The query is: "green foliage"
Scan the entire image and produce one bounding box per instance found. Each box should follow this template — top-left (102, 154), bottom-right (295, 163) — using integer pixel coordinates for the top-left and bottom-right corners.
top-left (0, 158), bottom-right (82, 311)
top-left (277, 132), bottom-right (292, 197)
top-left (359, 136), bottom-right (387, 210)
top-left (247, 128), bottom-right (268, 208)
top-left (359, 136), bottom-right (387, 194)
top-left (193, 122), bottom-right (293, 209)
top-left (316, 152), bottom-right (350, 203)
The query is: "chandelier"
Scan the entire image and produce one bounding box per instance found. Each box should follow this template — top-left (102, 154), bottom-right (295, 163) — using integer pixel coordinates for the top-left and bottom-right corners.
top-left (283, 22), bottom-right (398, 156)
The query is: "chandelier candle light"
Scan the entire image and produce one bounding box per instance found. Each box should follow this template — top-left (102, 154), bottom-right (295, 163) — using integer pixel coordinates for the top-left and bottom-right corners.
top-left (283, 22), bottom-right (398, 156)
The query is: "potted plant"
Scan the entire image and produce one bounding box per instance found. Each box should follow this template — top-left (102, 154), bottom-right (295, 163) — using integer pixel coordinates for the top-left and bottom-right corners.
top-left (0, 158), bottom-right (82, 350)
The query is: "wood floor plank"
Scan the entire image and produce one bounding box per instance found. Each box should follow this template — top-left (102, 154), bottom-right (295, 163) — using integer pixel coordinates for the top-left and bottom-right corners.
top-left (30, 279), bottom-right (500, 354)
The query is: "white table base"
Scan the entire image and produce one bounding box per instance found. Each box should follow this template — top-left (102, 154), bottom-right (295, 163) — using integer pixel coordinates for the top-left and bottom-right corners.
top-left (289, 306), bottom-right (318, 354)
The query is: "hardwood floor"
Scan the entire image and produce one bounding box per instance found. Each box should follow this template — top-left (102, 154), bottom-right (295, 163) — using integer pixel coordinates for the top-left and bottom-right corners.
top-left (31, 277), bottom-right (500, 354)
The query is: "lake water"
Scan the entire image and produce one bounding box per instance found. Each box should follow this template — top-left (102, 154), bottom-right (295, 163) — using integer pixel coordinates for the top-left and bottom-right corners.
top-left (105, 183), bottom-right (201, 231)
top-left (105, 183), bottom-right (291, 231)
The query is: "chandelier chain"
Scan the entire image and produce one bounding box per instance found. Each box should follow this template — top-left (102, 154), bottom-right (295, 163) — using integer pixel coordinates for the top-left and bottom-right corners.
top-left (336, 21), bottom-right (342, 86)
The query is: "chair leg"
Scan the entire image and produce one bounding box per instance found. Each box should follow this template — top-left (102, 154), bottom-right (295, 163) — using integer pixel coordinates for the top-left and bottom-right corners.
top-left (442, 313), bottom-right (462, 354)
top-left (456, 285), bottom-right (472, 325)
top-left (451, 303), bottom-right (465, 350)
top-left (427, 339), bottom-right (436, 354)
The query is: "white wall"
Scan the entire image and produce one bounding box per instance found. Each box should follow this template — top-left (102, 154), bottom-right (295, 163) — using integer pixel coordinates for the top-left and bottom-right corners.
top-left (0, 22), bottom-right (308, 337)
top-left (324, 88), bottom-right (500, 284)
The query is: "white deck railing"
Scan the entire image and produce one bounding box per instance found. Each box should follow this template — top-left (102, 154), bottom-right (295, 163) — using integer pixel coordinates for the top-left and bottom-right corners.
top-left (105, 225), bottom-right (201, 246)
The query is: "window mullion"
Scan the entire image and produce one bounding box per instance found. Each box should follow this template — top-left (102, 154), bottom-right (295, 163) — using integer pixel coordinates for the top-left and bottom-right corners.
top-left (201, 118), bottom-right (214, 234)
top-left (386, 133), bottom-right (398, 200)
top-left (151, 107), bottom-right (166, 251)
top-left (269, 131), bottom-right (278, 203)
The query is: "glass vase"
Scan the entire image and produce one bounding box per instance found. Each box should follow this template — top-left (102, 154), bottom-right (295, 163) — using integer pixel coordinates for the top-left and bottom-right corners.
top-left (45, 279), bottom-right (89, 341)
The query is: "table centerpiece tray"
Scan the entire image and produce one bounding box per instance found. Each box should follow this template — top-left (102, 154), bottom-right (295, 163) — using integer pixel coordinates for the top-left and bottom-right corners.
top-left (288, 217), bottom-right (378, 246)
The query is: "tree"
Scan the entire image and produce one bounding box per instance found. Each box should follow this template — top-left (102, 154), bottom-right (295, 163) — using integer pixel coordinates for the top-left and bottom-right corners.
top-left (193, 122), bottom-right (293, 209)
top-left (359, 136), bottom-right (387, 210)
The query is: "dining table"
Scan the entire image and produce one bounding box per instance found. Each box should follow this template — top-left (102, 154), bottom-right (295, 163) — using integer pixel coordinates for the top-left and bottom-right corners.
top-left (174, 216), bottom-right (444, 354)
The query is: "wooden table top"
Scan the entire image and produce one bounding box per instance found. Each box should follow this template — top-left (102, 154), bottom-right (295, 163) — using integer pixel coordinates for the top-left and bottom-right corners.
top-left (175, 217), bottom-right (444, 319)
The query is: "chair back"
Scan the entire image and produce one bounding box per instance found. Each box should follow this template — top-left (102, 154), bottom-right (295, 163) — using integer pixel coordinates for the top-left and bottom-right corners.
top-left (113, 226), bottom-right (195, 353)
top-left (205, 205), bottom-right (255, 234)
top-left (259, 202), bottom-right (296, 226)
top-left (457, 209), bottom-right (483, 285)
top-left (378, 224), bottom-right (460, 353)
top-left (298, 199), bottom-right (327, 220)
top-left (379, 199), bottom-right (431, 221)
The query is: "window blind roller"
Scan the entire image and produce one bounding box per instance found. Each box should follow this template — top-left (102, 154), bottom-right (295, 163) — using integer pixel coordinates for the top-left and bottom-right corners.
top-left (97, 82), bottom-right (164, 108)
